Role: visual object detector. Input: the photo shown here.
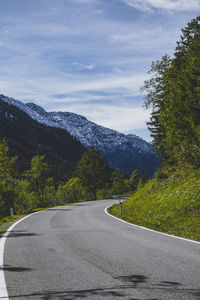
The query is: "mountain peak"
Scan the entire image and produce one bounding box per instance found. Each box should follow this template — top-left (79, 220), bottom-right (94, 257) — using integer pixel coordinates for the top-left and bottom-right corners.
top-left (0, 95), bottom-right (160, 176)
top-left (26, 102), bottom-right (49, 117)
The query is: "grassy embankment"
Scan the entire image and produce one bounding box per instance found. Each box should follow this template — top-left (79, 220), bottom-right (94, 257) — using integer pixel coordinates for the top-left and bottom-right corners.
top-left (109, 168), bottom-right (200, 241)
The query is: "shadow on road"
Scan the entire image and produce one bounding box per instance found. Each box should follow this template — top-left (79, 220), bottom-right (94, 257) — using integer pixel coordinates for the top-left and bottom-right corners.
top-left (0, 264), bottom-right (34, 272)
top-left (71, 204), bottom-right (88, 207)
top-left (3, 273), bottom-right (200, 299)
top-left (46, 208), bottom-right (71, 212)
top-left (115, 274), bottom-right (148, 285)
top-left (6, 230), bottom-right (43, 238)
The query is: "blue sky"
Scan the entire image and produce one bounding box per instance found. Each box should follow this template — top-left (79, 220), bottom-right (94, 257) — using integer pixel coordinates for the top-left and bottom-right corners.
top-left (0, 0), bottom-right (199, 140)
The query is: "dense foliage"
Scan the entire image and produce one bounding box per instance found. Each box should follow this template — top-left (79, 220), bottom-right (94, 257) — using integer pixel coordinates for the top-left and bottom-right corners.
top-left (110, 16), bottom-right (200, 242)
top-left (142, 16), bottom-right (200, 168)
top-left (0, 140), bottom-right (141, 220)
top-left (0, 99), bottom-right (85, 182)
top-left (0, 139), bottom-right (17, 217)
top-left (77, 147), bottom-right (112, 199)
top-left (110, 168), bottom-right (200, 241)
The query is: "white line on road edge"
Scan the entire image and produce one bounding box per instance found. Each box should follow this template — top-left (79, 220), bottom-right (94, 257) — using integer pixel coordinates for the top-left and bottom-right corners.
top-left (0, 212), bottom-right (40, 299)
top-left (105, 205), bottom-right (200, 245)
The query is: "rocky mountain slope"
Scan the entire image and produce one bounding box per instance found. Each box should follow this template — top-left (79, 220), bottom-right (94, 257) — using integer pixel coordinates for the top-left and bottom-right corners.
top-left (0, 97), bottom-right (85, 181)
top-left (0, 94), bottom-right (160, 177)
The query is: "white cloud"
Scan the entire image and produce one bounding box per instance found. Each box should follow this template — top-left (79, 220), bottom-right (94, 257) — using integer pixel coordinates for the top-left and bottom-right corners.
top-left (123, 0), bottom-right (200, 11)
top-left (73, 62), bottom-right (96, 70)
top-left (92, 9), bottom-right (104, 14)
top-left (69, 0), bottom-right (98, 3)
top-left (0, 0), bottom-right (198, 141)
top-left (53, 102), bottom-right (150, 133)
top-left (86, 64), bottom-right (96, 70)
top-left (68, 73), bottom-right (146, 93)
top-left (108, 27), bottom-right (177, 53)
top-left (0, 73), bottom-right (146, 105)
top-left (89, 106), bottom-right (151, 132)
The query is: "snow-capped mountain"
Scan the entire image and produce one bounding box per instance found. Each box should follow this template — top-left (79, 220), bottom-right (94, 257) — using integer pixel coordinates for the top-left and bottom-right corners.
top-left (0, 94), bottom-right (160, 176)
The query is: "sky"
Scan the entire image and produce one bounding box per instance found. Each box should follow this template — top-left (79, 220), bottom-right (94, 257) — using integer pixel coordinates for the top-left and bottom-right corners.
top-left (0, 0), bottom-right (199, 141)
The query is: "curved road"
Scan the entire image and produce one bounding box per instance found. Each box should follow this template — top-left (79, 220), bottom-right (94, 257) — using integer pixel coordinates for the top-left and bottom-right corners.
top-left (1, 200), bottom-right (200, 299)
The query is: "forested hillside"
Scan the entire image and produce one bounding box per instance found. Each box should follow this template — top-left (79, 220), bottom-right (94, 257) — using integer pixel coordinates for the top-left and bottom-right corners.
top-left (142, 15), bottom-right (200, 168)
top-left (0, 139), bottom-right (143, 221)
top-left (1, 16), bottom-right (199, 236)
top-left (0, 94), bottom-right (160, 177)
top-left (0, 99), bottom-right (85, 181)
top-left (0, 98), bottom-right (147, 221)
top-left (110, 16), bottom-right (200, 241)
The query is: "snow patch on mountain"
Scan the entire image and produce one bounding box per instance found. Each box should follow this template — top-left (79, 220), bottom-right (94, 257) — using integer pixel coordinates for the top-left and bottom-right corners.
top-left (0, 94), bottom-right (161, 176)
top-left (0, 94), bottom-right (152, 155)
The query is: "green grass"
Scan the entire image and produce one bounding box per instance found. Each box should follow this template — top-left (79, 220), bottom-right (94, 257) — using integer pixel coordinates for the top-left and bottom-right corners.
top-left (0, 215), bottom-right (20, 226)
top-left (109, 168), bottom-right (200, 241)
top-left (0, 215), bottom-right (21, 235)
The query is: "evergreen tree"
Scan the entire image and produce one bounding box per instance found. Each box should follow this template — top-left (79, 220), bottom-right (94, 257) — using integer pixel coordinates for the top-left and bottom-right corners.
top-left (24, 155), bottom-right (54, 207)
top-left (0, 138), bottom-right (17, 180)
top-left (77, 147), bottom-right (111, 200)
top-left (111, 168), bottom-right (127, 195)
top-left (142, 16), bottom-right (200, 167)
top-left (126, 169), bottom-right (139, 193)
top-left (137, 177), bottom-right (143, 191)
top-left (0, 139), bottom-right (17, 217)
top-left (56, 177), bottom-right (84, 203)
top-left (14, 179), bottom-right (36, 214)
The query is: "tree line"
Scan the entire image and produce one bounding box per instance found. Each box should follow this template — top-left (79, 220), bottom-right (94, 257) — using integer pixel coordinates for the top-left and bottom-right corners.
top-left (0, 140), bottom-right (142, 219)
top-left (142, 16), bottom-right (200, 171)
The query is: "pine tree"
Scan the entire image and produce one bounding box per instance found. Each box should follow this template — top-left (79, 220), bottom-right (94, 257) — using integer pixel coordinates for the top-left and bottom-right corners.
top-left (0, 139), bottom-right (17, 217)
top-left (142, 16), bottom-right (200, 168)
top-left (111, 168), bottom-right (127, 195)
top-left (77, 147), bottom-right (111, 200)
top-left (56, 177), bottom-right (84, 203)
top-left (24, 155), bottom-right (53, 207)
top-left (126, 169), bottom-right (138, 192)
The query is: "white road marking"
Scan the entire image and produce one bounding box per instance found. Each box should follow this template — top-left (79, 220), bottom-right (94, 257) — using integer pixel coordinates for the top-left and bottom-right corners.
top-left (1, 202), bottom-right (199, 299)
top-left (105, 205), bottom-right (200, 245)
top-left (0, 212), bottom-right (40, 299)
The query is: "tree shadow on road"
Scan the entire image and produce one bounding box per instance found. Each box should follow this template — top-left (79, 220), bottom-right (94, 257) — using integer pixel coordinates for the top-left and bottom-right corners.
top-left (0, 264), bottom-right (34, 272)
top-left (3, 273), bottom-right (200, 299)
top-left (46, 208), bottom-right (71, 212)
top-left (115, 274), bottom-right (148, 286)
top-left (6, 230), bottom-right (43, 238)
top-left (71, 204), bottom-right (88, 207)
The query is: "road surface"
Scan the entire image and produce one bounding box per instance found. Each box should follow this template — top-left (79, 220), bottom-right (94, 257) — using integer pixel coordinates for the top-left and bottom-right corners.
top-left (1, 200), bottom-right (200, 299)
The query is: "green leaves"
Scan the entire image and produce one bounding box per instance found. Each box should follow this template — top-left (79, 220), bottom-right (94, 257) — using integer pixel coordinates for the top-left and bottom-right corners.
top-left (110, 168), bottom-right (200, 241)
top-left (0, 138), bottom-right (17, 180)
top-left (0, 139), bottom-right (17, 217)
top-left (111, 168), bottom-right (127, 195)
top-left (23, 156), bottom-right (55, 208)
top-left (77, 147), bottom-right (111, 200)
top-left (56, 177), bottom-right (84, 203)
top-left (142, 15), bottom-right (200, 168)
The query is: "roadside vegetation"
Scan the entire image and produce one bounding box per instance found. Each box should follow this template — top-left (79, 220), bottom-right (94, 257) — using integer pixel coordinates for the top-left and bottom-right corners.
top-left (0, 140), bottom-right (143, 222)
top-left (110, 16), bottom-right (200, 241)
top-left (1, 16), bottom-right (199, 243)
top-left (110, 168), bottom-right (200, 241)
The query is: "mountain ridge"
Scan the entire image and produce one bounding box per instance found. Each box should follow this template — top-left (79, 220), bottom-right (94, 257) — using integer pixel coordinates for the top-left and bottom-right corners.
top-left (0, 97), bottom-right (85, 181)
top-left (0, 94), bottom-right (160, 177)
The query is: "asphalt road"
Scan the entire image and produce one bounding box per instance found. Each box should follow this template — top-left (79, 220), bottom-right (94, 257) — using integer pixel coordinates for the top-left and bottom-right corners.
top-left (2, 200), bottom-right (200, 299)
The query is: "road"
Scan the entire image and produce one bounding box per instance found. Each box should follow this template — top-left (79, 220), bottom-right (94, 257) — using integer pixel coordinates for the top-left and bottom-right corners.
top-left (1, 200), bottom-right (200, 299)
